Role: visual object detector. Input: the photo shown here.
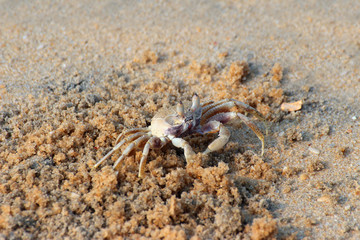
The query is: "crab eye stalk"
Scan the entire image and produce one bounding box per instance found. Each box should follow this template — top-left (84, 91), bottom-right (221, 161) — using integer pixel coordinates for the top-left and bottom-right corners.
top-left (190, 93), bottom-right (200, 111)
top-left (177, 101), bottom-right (184, 117)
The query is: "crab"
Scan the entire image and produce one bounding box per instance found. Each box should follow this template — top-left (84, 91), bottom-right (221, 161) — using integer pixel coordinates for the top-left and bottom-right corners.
top-left (93, 94), bottom-right (267, 178)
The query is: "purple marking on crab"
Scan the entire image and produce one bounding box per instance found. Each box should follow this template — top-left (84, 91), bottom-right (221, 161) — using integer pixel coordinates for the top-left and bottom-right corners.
top-left (207, 112), bottom-right (236, 124)
top-left (165, 124), bottom-right (186, 136)
top-left (201, 121), bottom-right (218, 133)
top-left (165, 109), bottom-right (202, 137)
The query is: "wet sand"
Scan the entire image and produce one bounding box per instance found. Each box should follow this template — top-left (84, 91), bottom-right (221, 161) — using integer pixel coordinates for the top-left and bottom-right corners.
top-left (1, 0), bottom-right (359, 239)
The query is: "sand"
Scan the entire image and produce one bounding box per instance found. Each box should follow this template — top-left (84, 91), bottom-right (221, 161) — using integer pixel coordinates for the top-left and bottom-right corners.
top-left (0, 0), bottom-right (359, 239)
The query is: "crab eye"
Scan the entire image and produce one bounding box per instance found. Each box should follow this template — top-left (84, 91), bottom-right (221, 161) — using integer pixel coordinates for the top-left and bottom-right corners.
top-left (177, 101), bottom-right (184, 117)
top-left (190, 93), bottom-right (200, 111)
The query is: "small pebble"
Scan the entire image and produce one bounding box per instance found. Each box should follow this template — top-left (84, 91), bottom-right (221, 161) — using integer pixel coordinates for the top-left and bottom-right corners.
top-left (305, 218), bottom-right (317, 227)
top-left (309, 147), bottom-right (320, 155)
top-left (341, 223), bottom-right (351, 234)
top-left (317, 195), bottom-right (332, 204)
top-left (37, 44), bottom-right (44, 50)
top-left (352, 116), bottom-right (357, 121)
top-left (280, 100), bottom-right (303, 112)
top-left (299, 173), bottom-right (309, 181)
top-left (70, 192), bottom-right (80, 200)
top-left (283, 185), bottom-right (291, 194)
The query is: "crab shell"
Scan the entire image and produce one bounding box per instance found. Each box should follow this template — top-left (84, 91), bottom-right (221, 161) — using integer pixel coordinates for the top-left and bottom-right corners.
top-left (150, 108), bottom-right (181, 138)
top-left (150, 100), bottom-right (201, 139)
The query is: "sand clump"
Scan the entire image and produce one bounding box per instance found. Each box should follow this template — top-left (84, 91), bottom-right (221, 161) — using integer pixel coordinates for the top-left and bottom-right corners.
top-left (251, 217), bottom-right (277, 240)
top-left (224, 61), bottom-right (250, 85)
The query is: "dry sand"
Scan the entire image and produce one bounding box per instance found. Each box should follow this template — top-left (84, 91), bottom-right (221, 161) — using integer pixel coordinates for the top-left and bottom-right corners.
top-left (1, 0), bottom-right (359, 239)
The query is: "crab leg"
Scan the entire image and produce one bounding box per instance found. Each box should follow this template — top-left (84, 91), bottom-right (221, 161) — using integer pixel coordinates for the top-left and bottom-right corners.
top-left (201, 100), bottom-right (268, 134)
top-left (93, 132), bottom-right (147, 169)
top-left (201, 100), bottom-right (215, 108)
top-left (171, 137), bottom-right (196, 164)
top-left (201, 101), bottom-right (239, 122)
top-left (112, 134), bottom-right (151, 170)
top-left (201, 99), bottom-right (228, 116)
top-left (138, 136), bottom-right (168, 178)
top-left (138, 141), bottom-right (151, 178)
top-left (202, 121), bottom-right (231, 155)
top-left (228, 98), bottom-right (267, 121)
top-left (236, 112), bottom-right (265, 155)
top-left (204, 112), bottom-right (265, 155)
top-left (115, 127), bottom-right (150, 144)
top-left (228, 99), bottom-right (269, 135)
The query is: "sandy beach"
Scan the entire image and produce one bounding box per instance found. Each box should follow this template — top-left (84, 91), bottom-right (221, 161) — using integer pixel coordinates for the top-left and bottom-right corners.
top-left (1, 0), bottom-right (359, 239)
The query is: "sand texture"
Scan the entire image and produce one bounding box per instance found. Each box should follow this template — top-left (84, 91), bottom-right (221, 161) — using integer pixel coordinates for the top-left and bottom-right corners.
top-left (1, 0), bottom-right (359, 239)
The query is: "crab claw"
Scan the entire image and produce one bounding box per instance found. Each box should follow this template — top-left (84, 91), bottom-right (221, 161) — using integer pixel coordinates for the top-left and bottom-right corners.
top-left (191, 93), bottom-right (200, 111)
top-left (177, 101), bottom-right (184, 117)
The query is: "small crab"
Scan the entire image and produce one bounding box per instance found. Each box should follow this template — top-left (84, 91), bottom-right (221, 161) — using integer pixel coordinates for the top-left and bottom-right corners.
top-left (94, 94), bottom-right (267, 178)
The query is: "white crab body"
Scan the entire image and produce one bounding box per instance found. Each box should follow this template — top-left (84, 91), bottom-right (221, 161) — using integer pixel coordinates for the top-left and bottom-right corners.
top-left (150, 110), bottom-right (179, 138)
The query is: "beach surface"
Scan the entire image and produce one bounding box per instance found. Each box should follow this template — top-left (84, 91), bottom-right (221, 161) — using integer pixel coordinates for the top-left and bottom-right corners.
top-left (1, 0), bottom-right (359, 239)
